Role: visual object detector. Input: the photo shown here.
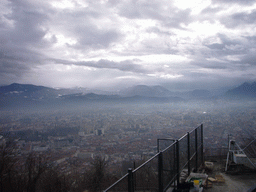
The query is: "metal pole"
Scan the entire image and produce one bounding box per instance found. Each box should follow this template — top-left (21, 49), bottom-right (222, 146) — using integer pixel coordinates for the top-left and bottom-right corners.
top-left (201, 124), bottom-right (204, 166)
top-left (225, 151), bottom-right (229, 172)
top-left (195, 128), bottom-right (198, 172)
top-left (187, 132), bottom-right (190, 174)
top-left (158, 152), bottom-right (163, 192)
top-left (176, 140), bottom-right (180, 187)
top-left (157, 139), bottom-right (160, 152)
top-left (133, 161), bottom-right (136, 190)
top-left (128, 168), bottom-right (134, 192)
top-left (173, 143), bottom-right (176, 189)
top-left (228, 134), bottom-right (231, 150)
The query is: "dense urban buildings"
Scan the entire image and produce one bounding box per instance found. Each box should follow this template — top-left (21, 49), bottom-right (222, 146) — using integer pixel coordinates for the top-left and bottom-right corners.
top-left (1, 101), bottom-right (255, 177)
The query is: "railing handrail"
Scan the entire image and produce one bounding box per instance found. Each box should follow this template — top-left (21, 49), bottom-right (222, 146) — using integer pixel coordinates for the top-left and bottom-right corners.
top-left (189, 125), bottom-right (200, 134)
top-left (161, 140), bottom-right (176, 153)
top-left (104, 124), bottom-right (204, 192)
top-left (178, 132), bottom-right (188, 142)
top-left (132, 152), bottom-right (160, 173)
top-left (103, 172), bottom-right (129, 192)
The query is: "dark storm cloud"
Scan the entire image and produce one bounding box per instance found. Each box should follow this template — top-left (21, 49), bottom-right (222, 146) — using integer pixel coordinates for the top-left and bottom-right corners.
top-left (117, 0), bottom-right (192, 29)
top-left (162, 9), bottom-right (192, 28)
top-left (201, 6), bottom-right (223, 14)
top-left (239, 51), bottom-right (256, 66)
top-left (146, 27), bottom-right (174, 36)
top-left (0, 0), bottom-right (51, 83)
top-left (202, 34), bottom-right (248, 58)
top-left (198, 33), bottom-right (256, 72)
top-left (0, 45), bottom-right (45, 84)
top-left (117, 0), bottom-right (166, 19)
top-left (4, 0), bottom-right (50, 46)
top-left (0, 46), bottom-right (47, 85)
top-left (0, 52), bottom-right (29, 75)
top-left (0, 47), bottom-right (44, 66)
top-left (188, 31), bottom-right (256, 73)
top-left (50, 5), bottom-right (122, 49)
top-left (243, 35), bottom-right (256, 42)
top-left (212, 0), bottom-right (256, 5)
top-left (0, 0), bottom-right (123, 84)
top-left (190, 56), bottom-right (229, 69)
top-left (72, 26), bottom-right (121, 49)
top-left (51, 58), bottom-right (147, 73)
top-left (205, 43), bottom-right (225, 50)
top-left (221, 10), bottom-right (256, 28)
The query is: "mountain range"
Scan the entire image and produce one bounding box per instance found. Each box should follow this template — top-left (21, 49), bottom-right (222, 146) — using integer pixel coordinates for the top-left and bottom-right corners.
top-left (0, 82), bottom-right (255, 110)
top-left (225, 82), bottom-right (256, 99)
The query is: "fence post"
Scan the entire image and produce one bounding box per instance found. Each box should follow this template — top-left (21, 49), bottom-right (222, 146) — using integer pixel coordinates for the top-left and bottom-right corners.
top-left (158, 152), bottom-right (163, 192)
top-left (173, 143), bottom-right (176, 189)
top-left (176, 140), bottom-right (180, 187)
top-left (133, 161), bottom-right (136, 190)
top-left (201, 124), bottom-right (204, 166)
top-left (195, 128), bottom-right (198, 172)
top-left (157, 139), bottom-right (160, 152)
top-left (128, 168), bottom-right (134, 192)
top-left (187, 132), bottom-right (190, 174)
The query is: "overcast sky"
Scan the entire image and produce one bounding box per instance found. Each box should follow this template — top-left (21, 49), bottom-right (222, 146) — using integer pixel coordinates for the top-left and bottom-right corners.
top-left (1, 0), bottom-right (256, 90)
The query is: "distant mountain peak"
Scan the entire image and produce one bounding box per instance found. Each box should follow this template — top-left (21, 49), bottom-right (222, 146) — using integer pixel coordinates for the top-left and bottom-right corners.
top-left (225, 81), bottom-right (256, 98)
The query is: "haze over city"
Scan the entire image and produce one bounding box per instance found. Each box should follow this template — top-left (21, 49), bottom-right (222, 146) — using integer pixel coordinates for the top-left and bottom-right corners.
top-left (1, 0), bottom-right (256, 91)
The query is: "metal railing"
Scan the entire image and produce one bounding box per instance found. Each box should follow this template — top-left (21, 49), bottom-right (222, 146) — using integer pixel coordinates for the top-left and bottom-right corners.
top-left (104, 124), bottom-right (204, 192)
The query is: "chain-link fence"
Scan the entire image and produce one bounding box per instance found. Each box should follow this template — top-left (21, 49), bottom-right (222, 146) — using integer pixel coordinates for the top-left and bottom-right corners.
top-left (104, 124), bottom-right (204, 192)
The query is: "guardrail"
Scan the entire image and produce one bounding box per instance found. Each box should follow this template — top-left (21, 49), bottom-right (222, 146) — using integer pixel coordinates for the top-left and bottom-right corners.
top-left (104, 124), bottom-right (204, 192)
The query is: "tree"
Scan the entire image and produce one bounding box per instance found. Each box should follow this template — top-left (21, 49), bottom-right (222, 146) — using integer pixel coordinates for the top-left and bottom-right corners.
top-left (85, 156), bottom-right (108, 192)
top-left (25, 153), bottom-right (48, 192)
top-left (0, 146), bottom-right (71, 192)
top-left (37, 168), bottom-right (70, 192)
top-left (0, 145), bottom-right (27, 192)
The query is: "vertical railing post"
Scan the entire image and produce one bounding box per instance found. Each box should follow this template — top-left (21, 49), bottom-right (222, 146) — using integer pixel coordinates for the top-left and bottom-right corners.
top-left (158, 152), bottom-right (163, 192)
top-left (176, 140), bottom-right (180, 188)
top-left (173, 143), bottom-right (176, 189)
top-left (201, 124), bottom-right (204, 166)
top-left (187, 132), bottom-right (190, 174)
top-left (128, 168), bottom-right (134, 192)
top-left (195, 128), bottom-right (198, 172)
top-left (157, 139), bottom-right (160, 152)
top-left (133, 161), bottom-right (136, 191)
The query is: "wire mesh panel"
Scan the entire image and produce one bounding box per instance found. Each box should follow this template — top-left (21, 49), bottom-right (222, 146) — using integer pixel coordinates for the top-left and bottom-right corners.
top-left (243, 139), bottom-right (256, 170)
top-left (162, 143), bottom-right (176, 191)
top-left (189, 130), bottom-right (196, 158)
top-left (197, 125), bottom-right (203, 168)
top-left (158, 139), bottom-right (175, 152)
top-left (243, 139), bottom-right (256, 159)
top-left (189, 129), bottom-right (197, 172)
top-left (178, 134), bottom-right (188, 172)
top-left (133, 155), bottom-right (159, 192)
top-left (197, 143), bottom-right (202, 169)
